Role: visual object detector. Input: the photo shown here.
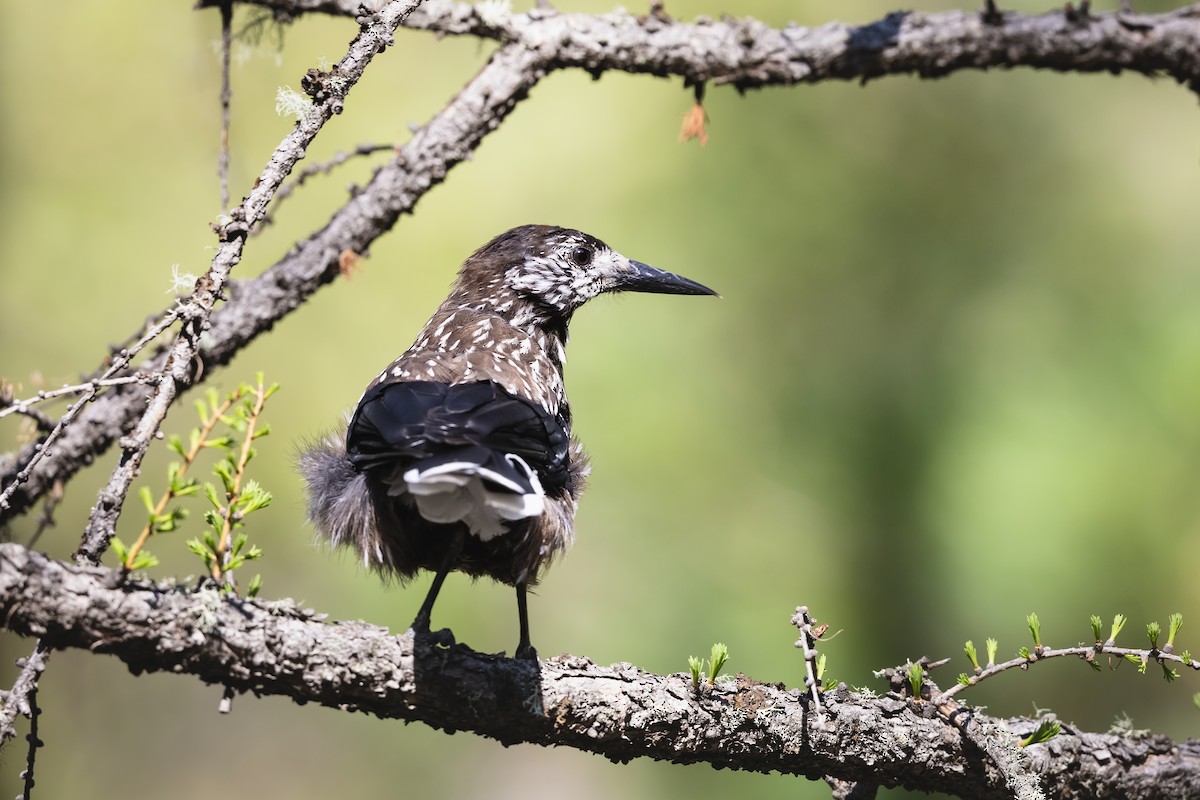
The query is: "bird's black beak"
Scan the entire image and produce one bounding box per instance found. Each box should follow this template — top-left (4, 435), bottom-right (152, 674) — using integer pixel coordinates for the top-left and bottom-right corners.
top-left (614, 260), bottom-right (719, 297)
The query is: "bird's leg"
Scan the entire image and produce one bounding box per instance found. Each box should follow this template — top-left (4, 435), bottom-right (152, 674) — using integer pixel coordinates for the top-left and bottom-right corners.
top-left (515, 582), bottom-right (538, 660)
top-left (410, 527), bottom-right (465, 646)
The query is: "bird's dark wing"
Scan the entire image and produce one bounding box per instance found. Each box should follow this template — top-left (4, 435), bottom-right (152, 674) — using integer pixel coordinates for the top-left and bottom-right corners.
top-left (346, 380), bottom-right (570, 493)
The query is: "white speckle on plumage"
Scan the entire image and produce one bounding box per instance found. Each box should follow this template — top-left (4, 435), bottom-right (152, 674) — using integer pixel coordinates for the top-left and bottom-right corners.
top-left (431, 313), bottom-right (455, 341)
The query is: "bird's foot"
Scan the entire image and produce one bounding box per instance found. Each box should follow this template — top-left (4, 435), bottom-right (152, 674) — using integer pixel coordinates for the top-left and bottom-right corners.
top-left (411, 615), bottom-right (456, 648)
top-left (428, 627), bottom-right (456, 647)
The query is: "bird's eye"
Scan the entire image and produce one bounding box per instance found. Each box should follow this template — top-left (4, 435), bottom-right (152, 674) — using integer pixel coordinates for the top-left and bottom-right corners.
top-left (569, 246), bottom-right (593, 267)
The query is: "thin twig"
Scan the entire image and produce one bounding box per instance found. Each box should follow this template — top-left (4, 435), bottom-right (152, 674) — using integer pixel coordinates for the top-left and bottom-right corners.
top-left (219, 0), bottom-right (234, 211)
top-left (0, 308), bottom-right (180, 514)
top-left (939, 641), bottom-right (1200, 701)
top-left (0, 378), bottom-right (158, 513)
top-left (18, 680), bottom-right (40, 799)
top-left (791, 605), bottom-right (824, 718)
top-left (0, 376), bottom-right (150, 422)
top-left (0, 640), bottom-right (50, 753)
top-left (89, 308), bottom-right (184, 382)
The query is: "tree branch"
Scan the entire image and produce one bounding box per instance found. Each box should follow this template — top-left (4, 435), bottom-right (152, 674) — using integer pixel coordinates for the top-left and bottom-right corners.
top-left (221, 0), bottom-right (1200, 88)
top-left (6, 2), bottom-right (1200, 524)
top-left (1, 541), bottom-right (1198, 799)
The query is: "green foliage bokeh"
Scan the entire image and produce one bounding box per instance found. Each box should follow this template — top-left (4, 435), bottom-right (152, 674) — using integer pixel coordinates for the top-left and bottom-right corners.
top-left (2, 0), bottom-right (1199, 797)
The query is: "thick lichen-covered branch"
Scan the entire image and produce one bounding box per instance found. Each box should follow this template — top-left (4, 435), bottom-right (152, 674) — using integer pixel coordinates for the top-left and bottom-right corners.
top-left (2, 542), bottom-right (1199, 799)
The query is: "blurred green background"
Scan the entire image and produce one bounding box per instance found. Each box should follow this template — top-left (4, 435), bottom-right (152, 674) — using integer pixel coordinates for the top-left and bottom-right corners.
top-left (3, 0), bottom-right (1199, 797)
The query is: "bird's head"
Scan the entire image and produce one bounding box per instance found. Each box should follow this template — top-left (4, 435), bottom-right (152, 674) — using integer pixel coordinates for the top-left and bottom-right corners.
top-left (452, 225), bottom-right (717, 331)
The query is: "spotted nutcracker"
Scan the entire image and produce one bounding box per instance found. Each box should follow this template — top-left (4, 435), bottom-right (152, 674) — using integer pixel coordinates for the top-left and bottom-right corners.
top-left (300, 225), bottom-right (716, 658)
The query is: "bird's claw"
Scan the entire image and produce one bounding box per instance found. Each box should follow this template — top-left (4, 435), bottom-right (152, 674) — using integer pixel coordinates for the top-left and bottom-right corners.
top-left (411, 616), bottom-right (456, 648)
top-left (429, 627), bottom-right (456, 647)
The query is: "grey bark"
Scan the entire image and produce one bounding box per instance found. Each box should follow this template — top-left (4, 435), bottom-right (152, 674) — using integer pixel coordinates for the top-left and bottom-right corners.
top-left (2, 542), bottom-right (1198, 799)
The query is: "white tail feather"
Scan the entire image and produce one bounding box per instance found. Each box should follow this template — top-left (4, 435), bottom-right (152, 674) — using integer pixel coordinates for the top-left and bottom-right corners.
top-left (402, 453), bottom-right (544, 541)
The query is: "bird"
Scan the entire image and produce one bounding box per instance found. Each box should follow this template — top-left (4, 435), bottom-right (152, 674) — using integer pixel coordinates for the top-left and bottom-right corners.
top-left (299, 224), bottom-right (716, 659)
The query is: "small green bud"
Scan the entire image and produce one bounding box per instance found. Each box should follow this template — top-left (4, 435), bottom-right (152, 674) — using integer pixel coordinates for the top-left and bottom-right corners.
top-left (1167, 613), bottom-right (1184, 649)
top-left (964, 640), bottom-right (980, 671)
top-left (110, 537), bottom-right (129, 563)
top-left (708, 642), bottom-right (729, 684)
top-left (129, 551), bottom-right (159, 571)
top-left (1019, 718), bottom-right (1061, 747)
top-left (907, 663), bottom-right (924, 698)
top-left (140, 485), bottom-right (156, 514)
top-left (1110, 614), bottom-right (1127, 643)
top-left (1147, 621), bottom-right (1162, 651)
